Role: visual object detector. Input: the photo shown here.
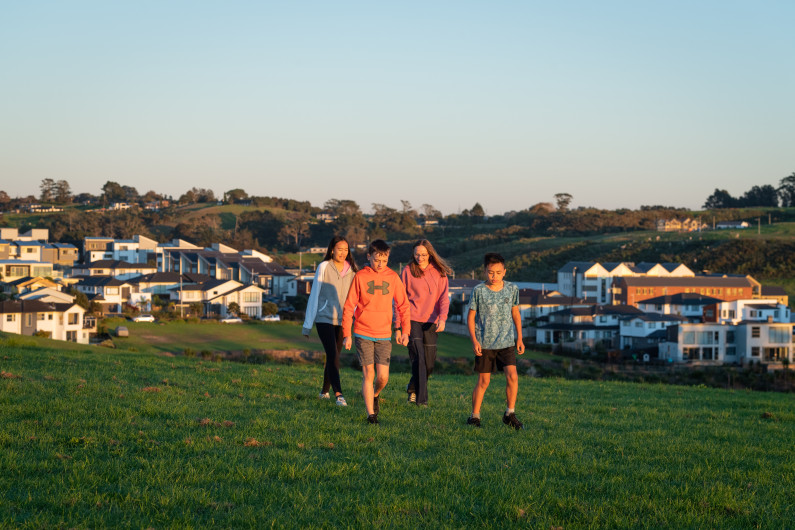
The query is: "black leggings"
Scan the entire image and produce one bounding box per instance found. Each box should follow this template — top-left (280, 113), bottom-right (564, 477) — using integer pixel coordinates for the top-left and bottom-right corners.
top-left (316, 322), bottom-right (343, 395)
top-left (406, 321), bottom-right (438, 405)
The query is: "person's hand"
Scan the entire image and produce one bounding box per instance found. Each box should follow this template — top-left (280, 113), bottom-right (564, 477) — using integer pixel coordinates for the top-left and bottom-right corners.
top-left (516, 339), bottom-right (525, 355)
top-left (436, 321), bottom-right (445, 333)
top-left (399, 333), bottom-right (409, 347)
top-left (343, 336), bottom-right (352, 350)
top-left (472, 339), bottom-right (482, 356)
top-left (394, 329), bottom-right (402, 343)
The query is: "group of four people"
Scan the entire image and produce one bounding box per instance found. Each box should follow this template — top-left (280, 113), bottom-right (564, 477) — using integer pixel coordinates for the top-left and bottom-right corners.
top-left (302, 236), bottom-right (524, 429)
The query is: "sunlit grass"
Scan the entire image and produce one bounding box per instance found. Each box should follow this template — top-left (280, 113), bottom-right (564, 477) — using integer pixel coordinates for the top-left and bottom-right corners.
top-left (1, 345), bottom-right (793, 527)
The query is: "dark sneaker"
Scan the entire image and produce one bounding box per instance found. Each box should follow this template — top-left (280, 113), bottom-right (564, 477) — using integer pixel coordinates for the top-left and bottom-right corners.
top-left (373, 394), bottom-right (380, 415)
top-left (503, 412), bottom-right (523, 430)
top-left (367, 414), bottom-right (379, 424)
top-left (466, 416), bottom-right (481, 427)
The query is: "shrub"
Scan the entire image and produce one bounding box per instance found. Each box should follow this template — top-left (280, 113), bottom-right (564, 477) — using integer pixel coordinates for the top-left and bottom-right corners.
top-left (184, 348), bottom-right (196, 358)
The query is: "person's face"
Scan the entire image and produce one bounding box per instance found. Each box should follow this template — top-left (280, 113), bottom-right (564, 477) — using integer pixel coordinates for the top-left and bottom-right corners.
top-left (485, 262), bottom-right (506, 285)
top-left (368, 252), bottom-right (389, 272)
top-left (413, 245), bottom-right (429, 269)
top-left (331, 241), bottom-right (348, 263)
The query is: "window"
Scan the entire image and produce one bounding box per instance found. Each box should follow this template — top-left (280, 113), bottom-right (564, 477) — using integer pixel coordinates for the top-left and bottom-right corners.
top-left (726, 346), bottom-right (736, 357)
top-left (5, 314), bottom-right (14, 322)
top-left (683, 331), bottom-right (695, 344)
top-left (635, 321), bottom-right (643, 328)
top-left (68, 313), bottom-right (79, 325)
top-left (751, 327), bottom-right (760, 338)
top-left (38, 313), bottom-right (45, 321)
top-left (751, 346), bottom-right (760, 357)
top-left (727, 330), bottom-right (735, 342)
top-left (702, 348), bottom-right (714, 360)
top-left (769, 327), bottom-right (789, 344)
top-left (243, 292), bottom-right (259, 303)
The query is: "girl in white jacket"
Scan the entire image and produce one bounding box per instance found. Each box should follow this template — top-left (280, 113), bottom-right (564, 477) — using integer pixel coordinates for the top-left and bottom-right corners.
top-left (302, 236), bottom-right (358, 406)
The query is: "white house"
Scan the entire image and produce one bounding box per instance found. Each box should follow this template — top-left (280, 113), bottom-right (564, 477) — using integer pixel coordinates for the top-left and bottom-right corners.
top-left (659, 321), bottom-right (794, 366)
top-left (0, 300), bottom-right (95, 344)
top-left (619, 313), bottom-right (687, 350)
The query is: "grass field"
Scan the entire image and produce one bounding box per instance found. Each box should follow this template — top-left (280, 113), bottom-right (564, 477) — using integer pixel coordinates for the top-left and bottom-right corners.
top-left (95, 319), bottom-right (556, 362)
top-left (1, 343), bottom-right (793, 527)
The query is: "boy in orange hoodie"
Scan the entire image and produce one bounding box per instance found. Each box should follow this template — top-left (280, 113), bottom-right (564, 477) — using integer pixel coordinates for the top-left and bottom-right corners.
top-left (343, 240), bottom-right (411, 424)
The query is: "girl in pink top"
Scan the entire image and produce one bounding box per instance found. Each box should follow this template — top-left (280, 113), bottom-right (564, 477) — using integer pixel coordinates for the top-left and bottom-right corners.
top-left (394, 239), bottom-right (452, 406)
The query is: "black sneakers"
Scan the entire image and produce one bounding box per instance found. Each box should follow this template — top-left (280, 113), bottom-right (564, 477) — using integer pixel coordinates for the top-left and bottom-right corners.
top-left (466, 416), bottom-right (481, 427)
top-left (367, 414), bottom-right (379, 424)
top-left (503, 412), bottom-right (523, 430)
top-left (373, 394), bottom-right (380, 415)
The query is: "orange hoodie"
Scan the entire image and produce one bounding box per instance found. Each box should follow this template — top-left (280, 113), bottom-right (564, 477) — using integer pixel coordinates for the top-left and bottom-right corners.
top-left (342, 266), bottom-right (411, 339)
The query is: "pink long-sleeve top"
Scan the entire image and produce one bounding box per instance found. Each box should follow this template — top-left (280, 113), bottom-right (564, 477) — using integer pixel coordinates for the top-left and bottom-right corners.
top-left (395, 264), bottom-right (450, 326)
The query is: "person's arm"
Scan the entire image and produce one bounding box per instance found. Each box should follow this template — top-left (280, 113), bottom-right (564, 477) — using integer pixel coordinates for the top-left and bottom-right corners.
top-left (467, 308), bottom-right (481, 356)
top-left (394, 276), bottom-right (411, 346)
top-left (301, 263), bottom-right (325, 336)
top-left (511, 288), bottom-right (525, 355)
top-left (435, 274), bottom-right (450, 333)
top-left (341, 276), bottom-right (359, 350)
top-left (394, 267), bottom-right (409, 343)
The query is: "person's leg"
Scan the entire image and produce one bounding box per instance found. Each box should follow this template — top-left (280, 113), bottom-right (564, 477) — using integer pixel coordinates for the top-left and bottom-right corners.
top-left (373, 340), bottom-right (392, 398)
top-left (361, 363), bottom-right (376, 415)
top-left (328, 325), bottom-right (344, 396)
top-left (418, 322), bottom-right (438, 405)
top-left (409, 321), bottom-right (427, 404)
top-left (504, 365), bottom-right (519, 410)
top-left (406, 322), bottom-right (420, 396)
top-left (471, 372), bottom-right (491, 416)
top-left (315, 323), bottom-right (337, 395)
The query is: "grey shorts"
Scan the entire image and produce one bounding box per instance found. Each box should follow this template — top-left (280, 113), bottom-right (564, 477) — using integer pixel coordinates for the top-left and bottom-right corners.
top-left (355, 337), bottom-right (392, 366)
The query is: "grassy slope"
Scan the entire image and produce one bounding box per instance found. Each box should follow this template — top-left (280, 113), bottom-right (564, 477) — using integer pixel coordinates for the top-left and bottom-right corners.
top-left (1, 345), bottom-right (793, 527)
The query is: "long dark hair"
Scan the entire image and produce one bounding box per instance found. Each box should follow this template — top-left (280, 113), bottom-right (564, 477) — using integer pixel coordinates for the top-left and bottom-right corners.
top-left (323, 236), bottom-right (358, 272)
top-left (409, 239), bottom-right (453, 278)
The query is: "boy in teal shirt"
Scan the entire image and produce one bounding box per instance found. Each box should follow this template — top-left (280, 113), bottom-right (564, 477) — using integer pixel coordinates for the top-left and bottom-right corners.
top-left (466, 253), bottom-right (525, 429)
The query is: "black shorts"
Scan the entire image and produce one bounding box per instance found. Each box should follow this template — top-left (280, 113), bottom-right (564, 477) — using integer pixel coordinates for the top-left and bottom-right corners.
top-left (474, 347), bottom-right (516, 373)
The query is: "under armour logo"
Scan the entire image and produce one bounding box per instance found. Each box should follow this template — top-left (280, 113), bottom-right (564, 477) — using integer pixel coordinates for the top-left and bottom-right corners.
top-left (367, 280), bottom-right (390, 295)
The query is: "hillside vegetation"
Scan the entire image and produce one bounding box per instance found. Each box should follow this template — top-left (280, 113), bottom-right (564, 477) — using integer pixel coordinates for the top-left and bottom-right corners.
top-left (1, 343), bottom-right (793, 527)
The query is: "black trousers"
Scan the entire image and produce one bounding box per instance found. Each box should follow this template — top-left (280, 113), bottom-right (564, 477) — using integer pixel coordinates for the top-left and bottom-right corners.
top-left (316, 323), bottom-right (343, 395)
top-left (406, 321), bottom-right (438, 405)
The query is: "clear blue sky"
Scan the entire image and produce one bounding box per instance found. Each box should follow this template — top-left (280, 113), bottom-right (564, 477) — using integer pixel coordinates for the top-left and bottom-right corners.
top-left (2, 1), bottom-right (793, 215)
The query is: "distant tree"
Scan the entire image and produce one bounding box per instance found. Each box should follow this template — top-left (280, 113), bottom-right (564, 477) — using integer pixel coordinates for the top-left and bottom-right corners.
top-left (227, 302), bottom-right (241, 316)
top-left (554, 193), bottom-right (573, 212)
top-left (178, 189), bottom-right (197, 204)
top-left (39, 178), bottom-right (56, 202)
top-left (420, 203), bottom-right (442, 219)
top-left (142, 190), bottom-right (162, 203)
top-left (122, 185), bottom-right (139, 203)
top-left (470, 202), bottom-right (485, 219)
top-left (278, 215), bottom-right (311, 249)
top-left (101, 181), bottom-right (125, 204)
top-left (740, 185), bottom-right (778, 207)
top-left (324, 198), bottom-right (361, 217)
top-left (400, 200), bottom-right (416, 217)
top-left (73, 192), bottom-right (97, 204)
top-left (0, 190), bottom-right (10, 205)
top-left (777, 172), bottom-right (795, 207)
top-left (529, 202), bottom-right (555, 214)
top-left (262, 302), bottom-right (278, 316)
top-left (54, 180), bottom-right (71, 204)
top-left (225, 188), bottom-right (249, 204)
top-left (189, 302), bottom-right (204, 317)
top-left (703, 188), bottom-right (737, 209)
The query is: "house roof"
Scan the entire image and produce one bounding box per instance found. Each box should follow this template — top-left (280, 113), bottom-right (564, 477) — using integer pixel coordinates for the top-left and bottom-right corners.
top-left (0, 300), bottom-right (59, 314)
top-left (638, 293), bottom-right (722, 306)
top-left (536, 323), bottom-right (619, 332)
top-left (761, 286), bottom-right (787, 297)
top-left (557, 261), bottom-right (597, 274)
top-left (88, 260), bottom-right (153, 269)
top-left (628, 313), bottom-right (687, 322)
top-left (518, 289), bottom-right (586, 306)
top-left (75, 276), bottom-right (128, 287)
top-left (619, 276), bottom-right (752, 288)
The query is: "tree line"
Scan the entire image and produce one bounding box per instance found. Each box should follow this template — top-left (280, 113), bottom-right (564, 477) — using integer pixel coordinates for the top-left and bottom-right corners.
top-left (703, 172), bottom-right (795, 208)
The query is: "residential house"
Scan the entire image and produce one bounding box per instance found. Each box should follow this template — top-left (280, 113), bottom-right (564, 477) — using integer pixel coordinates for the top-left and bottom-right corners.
top-left (0, 300), bottom-right (96, 343)
top-left (1, 276), bottom-right (62, 296)
top-left (169, 278), bottom-right (264, 318)
top-left (41, 243), bottom-right (79, 267)
top-left (18, 287), bottom-right (76, 304)
top-left (635, 293), bottom-right (722, 321)
top-left (73, 276), bottom-right (145, 314)
top-left (659, 320), bottom-right (794, 366)
top-left (72, 260), bottom-right (157, 280)
top-left (535, 304), bottom-right (643, 351)
top-left (0, 260), bottom-right (55, 283)
top-left (619, 313), bottom-right (688, 351)
top-left (613, 276), bottom-right (755, 306)
top-left (83, 235), bottom-right (158, 264)
top-left (518, 289), bottom-right (590, 323)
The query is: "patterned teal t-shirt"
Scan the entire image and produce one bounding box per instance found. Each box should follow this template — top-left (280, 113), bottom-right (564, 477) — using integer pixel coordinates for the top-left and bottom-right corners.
top-left (468, 281), bottom-right (519, 350)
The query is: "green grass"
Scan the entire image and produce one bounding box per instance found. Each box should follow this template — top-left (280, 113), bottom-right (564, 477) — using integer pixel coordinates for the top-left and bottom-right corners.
top-left (1, 345), bottom-right (793, 527)
top-left (100, 318), bottom-right (558, 361)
